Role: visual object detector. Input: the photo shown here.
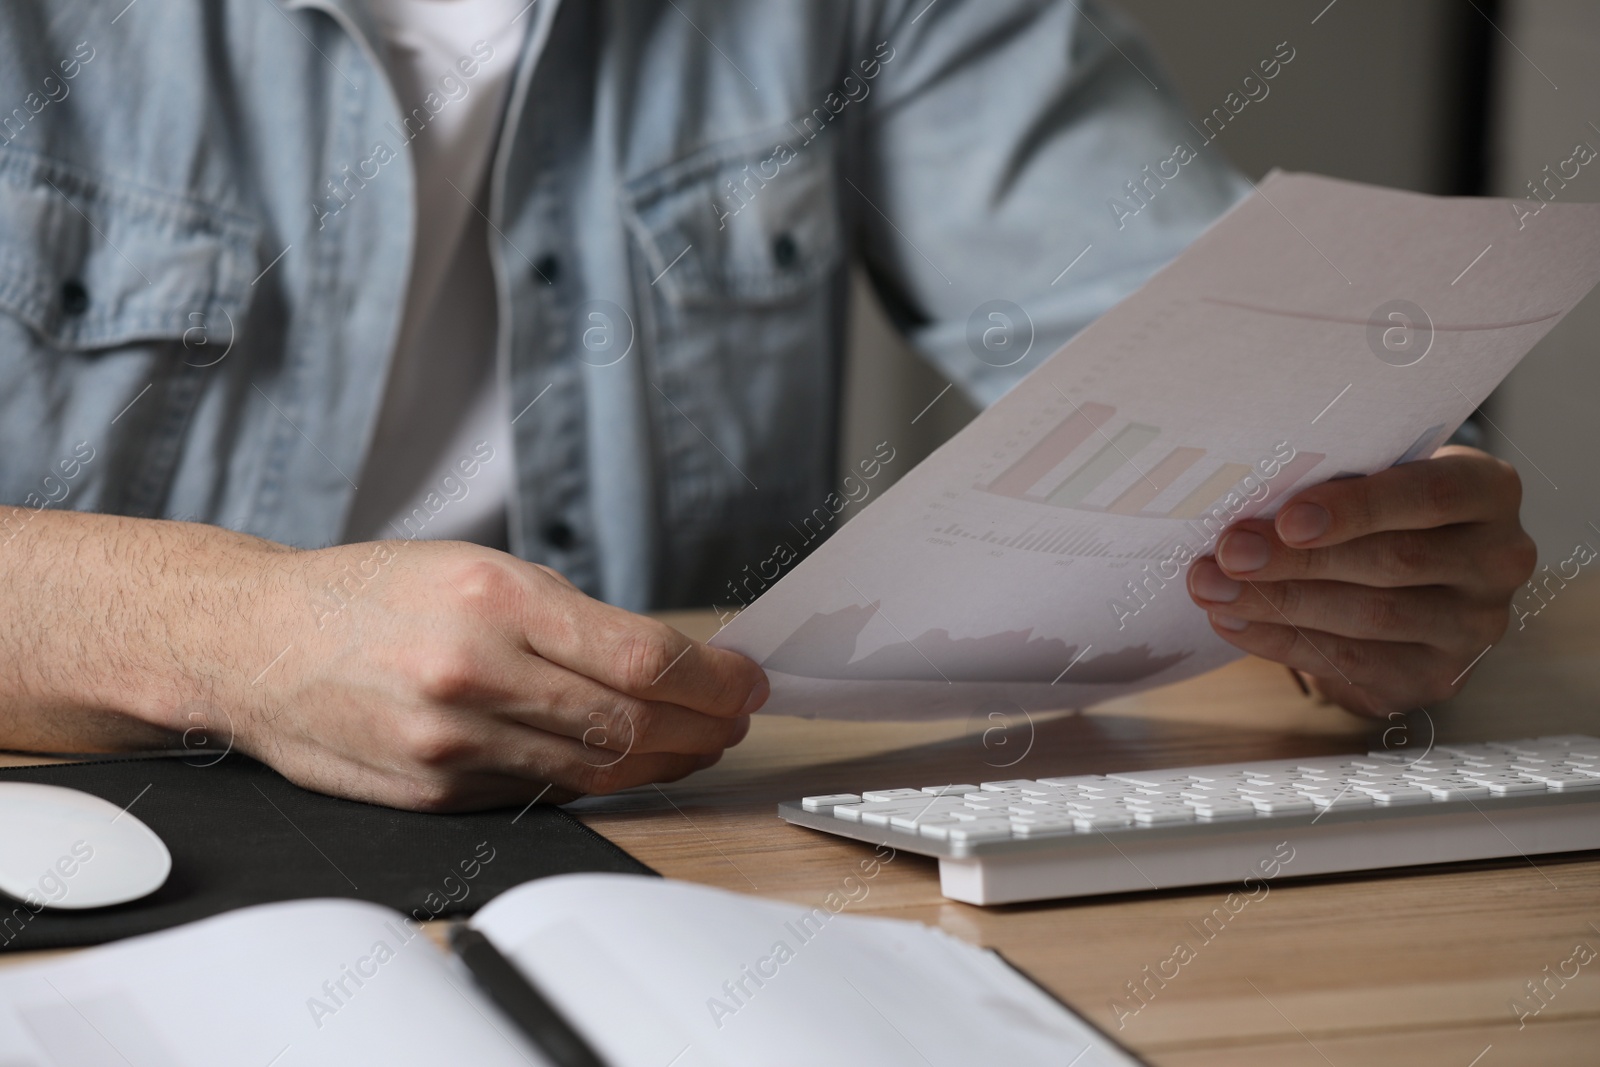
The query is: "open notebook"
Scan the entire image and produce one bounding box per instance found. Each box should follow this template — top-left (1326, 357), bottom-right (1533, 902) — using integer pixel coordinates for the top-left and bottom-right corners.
top-left (0, 873), bottom-right (1139, 1066)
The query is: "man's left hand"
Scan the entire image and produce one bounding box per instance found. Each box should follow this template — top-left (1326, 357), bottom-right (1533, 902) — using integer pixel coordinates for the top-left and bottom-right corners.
top-left (1186, 446), bottom-right (1537, 716)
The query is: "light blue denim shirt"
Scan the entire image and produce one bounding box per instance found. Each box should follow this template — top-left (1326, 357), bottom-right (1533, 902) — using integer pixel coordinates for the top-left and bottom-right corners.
top-left (0, 0), bottom-right (1245, 610)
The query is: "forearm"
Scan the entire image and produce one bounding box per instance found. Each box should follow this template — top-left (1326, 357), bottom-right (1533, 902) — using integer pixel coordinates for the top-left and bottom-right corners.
top-left (0, 509), bottom-right (766, 809)
top-left (0, 509), bottom-right (293, 753)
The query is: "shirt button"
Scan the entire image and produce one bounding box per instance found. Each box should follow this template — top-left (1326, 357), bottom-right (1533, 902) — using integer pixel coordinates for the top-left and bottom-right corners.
top-left (772, 233), bottom-right (798, 269)
top-left (541, 520), bottom-right (576, 551)
top-left (60, 279), bottom-right (90, 316)
top-left (533, 254), bottom-right (560, 285)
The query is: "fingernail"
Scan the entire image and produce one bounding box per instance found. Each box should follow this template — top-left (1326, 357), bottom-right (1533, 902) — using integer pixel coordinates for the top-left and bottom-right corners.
top-left (740, 676), bottom-right (770, 715)
top-left (1211, 612), bottom-right (1249, 632)
top-left (729, 716), bottom-right (752, 745)
top-left (1189, 559), bottom-right (1243, 603)
top-left (1277, 502), bottom-right (1331, 545)
top-left (1217, 530), bottom-right (1271, 573)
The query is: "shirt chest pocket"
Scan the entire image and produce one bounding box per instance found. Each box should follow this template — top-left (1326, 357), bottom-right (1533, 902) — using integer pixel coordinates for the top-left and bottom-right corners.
top-left (0, 156), bottom-right (257, 515)
top-left (620, 127), bottom-right (847, 576)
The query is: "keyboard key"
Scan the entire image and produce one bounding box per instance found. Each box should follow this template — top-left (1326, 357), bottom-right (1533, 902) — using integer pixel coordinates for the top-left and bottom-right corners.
top-left (861, 788), bottom-right (928, 802)
top-left (1510, 764), bottom-right (1594, 781)
top-left (801, 794), bottom-right (861, 811)
top-left (1247, 795), bottom-right (1316, 814)
top-left (835, 799), bottom-right (927, 821)
top-left (1009, 802), bottom-right (1069, 815)
top-left (890, 810), bottom-right (963, 830)
top-left (1035, 775), bottom-right (1104, 788)
top-left (1488, 779), bottom-right (1552, 796)
top-left (1188, 801), bottom-right (1259, 819)
top-left (1292, 760), bottom-right (1354, 774)
top-left (1536, 774), bottom-right (1600, 792)
top-left (1132, 807), bottom-right (1197, 825)
top-left (1073, 813), bottom-right (1135, 830)
top-left (1352, 785), bottom-right (1435, 804)
top-left (1122, 798), bottom-right (1193, 812)
top-left (1418, 783), bottom-right (1491, 801)
top-left (1307, 791), bottom-right (1375, 810)
top-left (1349, 770), bottom-right (1416, 783)
top-left (1093, 788), bottom-right (1164, 801)
top-left (1185, 772), bottom-right (1257, 786)
top-left (947, 821), bottom-right (1016, 843)
top-left (1107, 770), bottom-right (1198, 787)
top-left (1238, 786), bottom-right (1312, 801)
top-left (921, 784), bottom-right (979, 797)
top-left (1405, 774), bottom-right (1490, 792)
top-left (1458, 772), bottom-right (1548, 795)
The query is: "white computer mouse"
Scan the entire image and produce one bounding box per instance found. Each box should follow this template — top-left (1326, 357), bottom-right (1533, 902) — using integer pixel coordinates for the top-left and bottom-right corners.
top-left (0, 782), bottom-right (171, 909)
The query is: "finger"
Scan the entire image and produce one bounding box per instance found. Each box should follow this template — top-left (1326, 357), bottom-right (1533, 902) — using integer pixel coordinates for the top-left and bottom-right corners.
top-left (513, 567), bottom-right (769, 718)
top-left (1203, 617), bottom-right (1460, 714)
top-left (378, 743), bottom-right (723, 811)
top-left (412, 637), bottom-right (751, 757)
top-left (530, 563), bottom-right (581, 591)
top-left (489, 730), bottom-right (725, 798)
top-left (1188, 559), bottom-right (1502, 652)
top-left (505, 665), bottom-right (753, 757)
top-left (1272, 447), bottom-right (1521, 548)
top-left (1206, 521), bottom-right (1527, 598)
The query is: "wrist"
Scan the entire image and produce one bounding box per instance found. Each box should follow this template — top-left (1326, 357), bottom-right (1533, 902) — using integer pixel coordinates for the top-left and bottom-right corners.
top-left (91, 522), bottom-right (305, 739)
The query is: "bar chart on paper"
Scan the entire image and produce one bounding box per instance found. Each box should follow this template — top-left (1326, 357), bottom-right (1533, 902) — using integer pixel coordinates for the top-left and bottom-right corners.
top-left (976, 399), bottom-right (1325, 520)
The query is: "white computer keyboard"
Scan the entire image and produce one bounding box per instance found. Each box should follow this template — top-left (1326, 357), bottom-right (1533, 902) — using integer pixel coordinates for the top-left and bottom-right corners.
top-left (779, 735), bottom-right (1600, 904)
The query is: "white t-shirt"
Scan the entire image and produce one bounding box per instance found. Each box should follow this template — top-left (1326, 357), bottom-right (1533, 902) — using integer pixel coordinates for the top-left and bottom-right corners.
top-left (344, 0), bottom-right (534, 547)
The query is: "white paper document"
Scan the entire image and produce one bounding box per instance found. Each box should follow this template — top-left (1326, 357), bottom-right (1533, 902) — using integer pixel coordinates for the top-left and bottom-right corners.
top-left (711, 172), bottom-right (1600, 719)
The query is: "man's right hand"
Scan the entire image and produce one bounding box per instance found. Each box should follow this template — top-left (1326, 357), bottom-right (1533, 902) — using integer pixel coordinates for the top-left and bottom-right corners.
top-left (0, 513), bottom-right (768, 811)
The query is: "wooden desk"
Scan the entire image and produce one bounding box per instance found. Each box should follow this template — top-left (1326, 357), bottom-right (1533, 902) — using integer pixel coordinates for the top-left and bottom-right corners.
top-left (568, 599), bottom-right (1600, 1066)
top-left (4, 593), bottom-right (1597, 1064)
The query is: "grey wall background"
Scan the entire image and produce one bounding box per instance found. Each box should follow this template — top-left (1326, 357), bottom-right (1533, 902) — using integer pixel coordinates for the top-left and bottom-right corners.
top-left (1486, 0), bottom-right (1600, 564)
top-left (840, 0), bottom-right (1600, 565)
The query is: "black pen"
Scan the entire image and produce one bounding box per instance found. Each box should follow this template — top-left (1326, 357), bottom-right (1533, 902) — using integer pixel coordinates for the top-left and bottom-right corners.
top-left (448, 923), bottom-right (610, 1067)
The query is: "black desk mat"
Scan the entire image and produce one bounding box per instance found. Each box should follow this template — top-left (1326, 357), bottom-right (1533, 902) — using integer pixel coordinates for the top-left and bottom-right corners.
top-left (0, 753), bottom-right (652, 952)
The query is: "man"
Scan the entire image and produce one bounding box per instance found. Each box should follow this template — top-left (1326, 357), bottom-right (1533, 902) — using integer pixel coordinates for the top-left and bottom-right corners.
top-left (0, 1), bottom-right (1533, 810)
